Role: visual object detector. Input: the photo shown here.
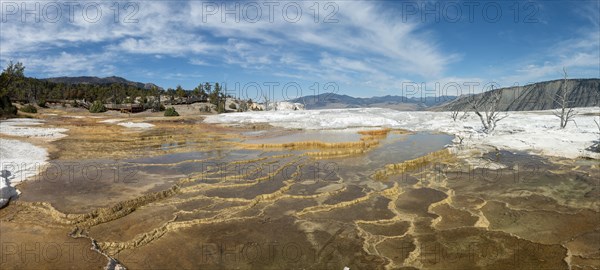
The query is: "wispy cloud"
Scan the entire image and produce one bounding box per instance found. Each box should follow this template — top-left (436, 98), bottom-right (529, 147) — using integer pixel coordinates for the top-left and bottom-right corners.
top-left (1, 1), bottom-right (452, 81)
top-left (498, 1), bottom-right (599, 84)
top-left (2, 51), bottom-right (117, 77)
top-left (0, 0), bottom-right (597, 93)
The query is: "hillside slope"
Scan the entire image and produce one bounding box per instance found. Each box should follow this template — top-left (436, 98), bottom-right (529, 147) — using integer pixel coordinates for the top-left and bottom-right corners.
top-left (435, 79), bottom-right (599, 111)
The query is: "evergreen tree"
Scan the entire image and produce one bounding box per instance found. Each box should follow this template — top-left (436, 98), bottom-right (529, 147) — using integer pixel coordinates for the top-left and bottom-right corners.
top-left (175, 85), bottom-right (187, 98)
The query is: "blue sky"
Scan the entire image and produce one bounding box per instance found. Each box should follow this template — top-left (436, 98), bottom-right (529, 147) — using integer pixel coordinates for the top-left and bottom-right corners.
top-left (1, 0), bottom-right (598, 100)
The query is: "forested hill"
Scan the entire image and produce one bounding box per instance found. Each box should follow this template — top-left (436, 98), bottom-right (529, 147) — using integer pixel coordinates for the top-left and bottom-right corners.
top-left (43, 76), bottom-right (162, 90)
top-left (4, 76), bottom-right (161, 103)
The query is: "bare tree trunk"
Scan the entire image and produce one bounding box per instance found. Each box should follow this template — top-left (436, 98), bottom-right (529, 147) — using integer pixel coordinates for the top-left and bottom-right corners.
top-left (552, 67), bottom-right (577, 129)
top-left (451, 109), bottom-right (459, 121)
top-left (262, 92), bottom-right (270, 111)
top-left (467, 86), bottom-right (507, 133)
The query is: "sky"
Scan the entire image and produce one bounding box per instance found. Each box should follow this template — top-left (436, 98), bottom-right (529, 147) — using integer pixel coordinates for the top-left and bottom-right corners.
top-left (0, 0), bottom-right (598, 101)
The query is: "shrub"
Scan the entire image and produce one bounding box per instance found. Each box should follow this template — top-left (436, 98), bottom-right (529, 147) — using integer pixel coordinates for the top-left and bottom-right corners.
top-left (0, 96), bottom-right (17, 116)
top-left (164, 107), bottom-right (179, 116)
top-left (217, 102), bottom-right (225, 113)
top-left (20, 104), bottom-right (37, 113)
top-left (200, 105), bottom-right (212, 113)
top-left (89, 101), bottom-right (107, 113)
top-left (37, 99), bottom-right (47, 108)
top-left (228, 103), bottom-right (237, 110)
top-left (147, 101), bottom-right (165, 112)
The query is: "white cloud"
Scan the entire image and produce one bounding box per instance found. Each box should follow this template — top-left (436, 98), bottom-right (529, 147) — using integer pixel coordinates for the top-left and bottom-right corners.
top-left (7, 51), bottom-right (117, 77)
top-left (501, 30), bottom-right (599, 84)
top-left (0, 0), bottom-right (596, 94)
top-left (1, 1), bottom-right (454, 83)
top-left (498, 1), bottom-right (599, 84)
top-left (189, 59), bottom-right (208, 66)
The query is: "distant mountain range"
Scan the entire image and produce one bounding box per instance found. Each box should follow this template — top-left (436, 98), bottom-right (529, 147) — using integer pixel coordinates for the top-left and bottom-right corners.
top-left (434, 78), bottom-right (599, 111)
top-left (288, 93), bottom-right (457, 111)
top-left (42, 76), bottom-right (163, 90)
top-left (288, 79), bottom-right (599, 111)
top-left (39, 76), bottom-right (599, 112)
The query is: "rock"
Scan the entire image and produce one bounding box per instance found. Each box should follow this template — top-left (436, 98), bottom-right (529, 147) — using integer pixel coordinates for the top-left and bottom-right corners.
top-left (0, 170), bottom-right (18, 208)
top-left (266, 101), bottom-right (305, 111)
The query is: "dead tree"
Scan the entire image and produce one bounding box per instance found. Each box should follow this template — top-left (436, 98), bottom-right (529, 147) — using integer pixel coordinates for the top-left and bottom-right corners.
top-left (589, 118), bottom-right (600, 153)
top-left (451, 109), bottom-right (460, 121)
top-left (467, 86), bottom-right (507, 133)
top-left (552, 67), bottom-right (577, 129)
top-left (262, 92), bottom-right (270, 111)
top-left (451, 108), bottom-right (469, 121)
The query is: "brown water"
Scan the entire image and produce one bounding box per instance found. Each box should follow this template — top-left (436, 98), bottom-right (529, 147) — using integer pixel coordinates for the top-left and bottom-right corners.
top-left (1, 116), bottom-right (598, 270)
